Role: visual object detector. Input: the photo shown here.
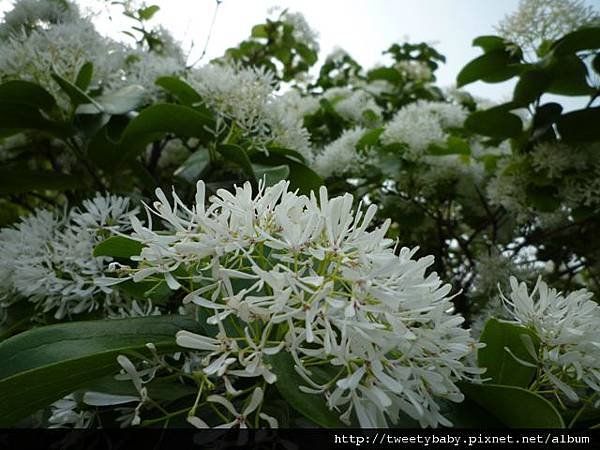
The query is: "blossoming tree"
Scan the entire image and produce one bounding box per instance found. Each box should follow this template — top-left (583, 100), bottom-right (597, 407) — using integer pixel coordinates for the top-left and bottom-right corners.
top-left (0, 0), bottom-right (599, 430)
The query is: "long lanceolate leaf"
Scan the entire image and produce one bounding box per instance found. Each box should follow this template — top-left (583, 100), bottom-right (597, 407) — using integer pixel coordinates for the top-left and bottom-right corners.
top-left (0, 315), bottom-right (199, 426)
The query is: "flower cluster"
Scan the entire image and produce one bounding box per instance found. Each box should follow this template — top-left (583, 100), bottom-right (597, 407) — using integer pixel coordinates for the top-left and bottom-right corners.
top-left (501, 277), bottom-right (600, 404)
top-left (109, 180), bottom-right (480, 427)
top-left (324, 87), bottom-right (382, 125)
top-left (381, 101), bottom-right (467, 160)
top-left (0, 194), bottom-right (136, 319)
top-left (313, 127), bottom-right (369, 178)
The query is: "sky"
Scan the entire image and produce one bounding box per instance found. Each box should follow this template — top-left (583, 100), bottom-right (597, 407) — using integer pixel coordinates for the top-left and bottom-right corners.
top-left (0, 0), bottom-right (597, 103)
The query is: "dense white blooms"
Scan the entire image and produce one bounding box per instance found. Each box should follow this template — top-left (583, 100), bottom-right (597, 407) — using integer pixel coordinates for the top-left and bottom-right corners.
top-left (271, 89), bottom-right (320, 122)
top-left (113, 50), bottom-right (186, 103)
top-left (268, 7), bottom-right (319, 52)
top-left (188, 64), bottom-right (275, 136)
top-left (0, 18), bottom-right (127, 103)
top-left (0, 194), bottom-right (136, 319)
top-left (313, 127), bottom-right (368, 178)
top-left (395, 60), bottom-right (433, 82)
top-left (48, 395), bottom-right (94, 429)
top-left (0, 0), bottom-right (79, 37)
top-left (188, 63), bottom-right (314, 160)
top-left (108, 180), bottom-right (480, 428)
top-left (324, 87), bottom-right (382, 125)
top-left (496, 0), bottom-right (599, 54)
top-left (530, 142), bottom-right (578, 178)
top-left (502, 277), bottom-right (600, 403)
top-left (381, 101), bottom-right (467, 159)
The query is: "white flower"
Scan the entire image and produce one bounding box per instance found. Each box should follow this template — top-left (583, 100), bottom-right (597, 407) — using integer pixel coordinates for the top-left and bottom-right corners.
top-left (114, 180), bottom-right (480, 428)
top-left (395, 60), bottom-right (433, 82)
top-left (324, 87), bottom-right (382, 125)
top-left (501, 276), bottom-right (600, 402)
top-left (530, 142), bottom-right (579, 178)
top-left (48, 395), bottom-right (94, 429)
top-left (0, 18), bottom-right (127, 105)
top-left (0, 0), bottom-right (80, 37)
top-left (313, 127), bottom-right (369, 178)
top-left (0, 194), bottom-right (136, 319)
top-left (192, 387), bottom-right (277, 428)
top-left (381, 101), bottom-right (467, 160)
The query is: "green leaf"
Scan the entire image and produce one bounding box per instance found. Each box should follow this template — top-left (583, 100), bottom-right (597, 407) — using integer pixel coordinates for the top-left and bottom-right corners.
top-left (251, 24), bottom-right (268, 38)
top-left (531, 102), bottom-right (563, 140)
top-left (557, 107), bottom-right (600, 142)
top-left (513, 69), bottom-right (552, 105)
top-left (253, 164), bottom-right (290, 186)
top-left (478, 318), bottom-right (539, 387)
top-left (51, 72), bottom-right (102, 110)
top-left (465, 107), bottom-right (523, 139)
top-left (0, 103), bottom-right (66, 135)
top-left (551, 27), bottom-right (600, 55)
top-left (175, 150), bottom-right (210, 183)
top-left (0, 168), bottom-right (80, 194)
top-left (526, 185), bottom-right (561, 212)
top-left (357, 127), bottom-right (384, 152)
top-left (457, 50), bottom-right (521, 87)
top-left (75, 62), bottom-right (94, 91)
top-left (253, 153), bottom-right (322, 195)
top-left (119, 104), bottom-right (214, 159)
top-left (218, 144), bottom-right (255, 178)
top-left (296, 43), bottom-right (318, 65)
top-left (76, 84), bottom-right (146, 115)
top-left (0, 80), bottom-right (56, 110)
top-left (93, 236), bottom-right (143, 258)
top-left (367, 67), bottom-right (402, 83)
top-left (138, 5), bottom-right (160, 20)
top-left (268, 352), bottom-right (347, 427)
top-left (0, 315), bottom-right (201, 426)
top-left (429, 135), bottom-right (471, 156)
top-left (546, 55), bottom-right (592, 96)
top-left (77, 85), bottom-right (146, 115)
top-left (155, 77), bottom-right (202, 106)
top-left (472, 35), bottom-right (509, 53)
top-left (458, 382), bottom-right (565, 428)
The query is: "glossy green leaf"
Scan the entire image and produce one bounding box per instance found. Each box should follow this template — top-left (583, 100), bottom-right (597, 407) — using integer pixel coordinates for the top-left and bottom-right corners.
top-left (0, 315), bottom-right (201, 426)
top-left (75, 62), bottom-right (94, 91)
top-left (513, 69), bottom-right (551, 105)
top-left (93, 236), bottom-right (143, 258)
top-left (459, 382), bottom-right (565, 428)
top-left (478, 318), bottom-right (539, 387)
top-left (551, 27), bottom-right (600, 55)
top-left (138, 5), bottom-right (160, 20)
top-left (268, 352), bottom-right (347, 427)
top-left (77, 85), bottom-right (146, 115)
top-left (218, 144), bottom-right (255, 178)
top-left (368, 67), bottom-right (402, 83)
top-left (457, 50), bottom-right (521, 87)
top-left (357, 127), bottom-right (384, 152)
top-left (526, 185), bottom-right (561, 212)
top-left (465, 107), bottom-right (523, 139)
top-left (0, 80), bottom-right (56, 110)
top-left (51, 72), bottom-right (101, 110)
top-left (546, 55), bottom-right (592, 96)
top-left (0, 168), bottom-right (80, 194)
top-left (0, 103), bottom-right (66, 135)
top-left (472, 35), bottom-right (509, 53)
top-left (155, 76), bottom-right (202, 106)
top-left (253, 164), bottom-right (290, 186)
top-left (175, 149), bottom-right (210, 183)
top-left (557, 107), bottom-right (600, 142)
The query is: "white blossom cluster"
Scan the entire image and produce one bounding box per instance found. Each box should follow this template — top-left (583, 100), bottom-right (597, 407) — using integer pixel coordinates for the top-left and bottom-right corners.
top-left (0, 16), bottom-right (127, 104)
top-left (381, 101), bottom-right (467, 160)
top-left (188, 63), bottom-right (314, 161)
top-left (108, 180), bottom-right (480, 428)
top-left (0, 0), bottom-right (79, 37)
top-left (501, 277), bottom-right (600, 404)
top-left (313, 127), bottom-right (370, 179)
top-left (324, 87), bottom-right (382, 125)
top-left (0, 194), bottom-right (136, 319)
top-left (395, 60), bottom-right (433, 83)
top-left (270, 8), bottom-right (320, 52)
